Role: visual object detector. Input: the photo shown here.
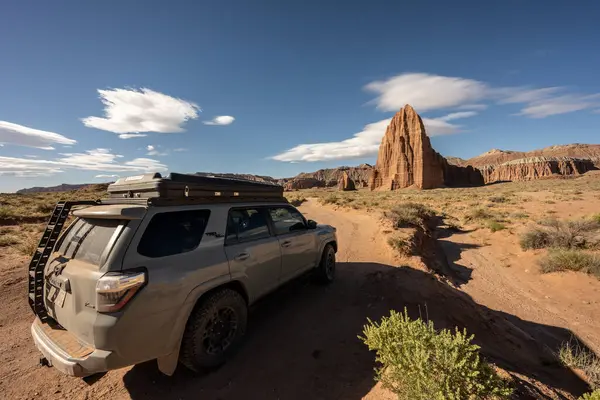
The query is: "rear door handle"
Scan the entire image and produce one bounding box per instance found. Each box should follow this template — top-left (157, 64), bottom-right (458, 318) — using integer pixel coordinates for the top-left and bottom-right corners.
top-left (281, 240), bottom-right (292, 248)
top-left (234, 253), bottom-right (250, 261)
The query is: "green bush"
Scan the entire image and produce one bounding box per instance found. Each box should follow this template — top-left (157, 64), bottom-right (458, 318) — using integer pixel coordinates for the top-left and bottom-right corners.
top-left (320, 194), bottom-right (339, 205)
top-left (539, 249), bottom-right (600, 278)
top-left (559, 341), bottom-right (600, 389)
top-left (360, 309), bottom-right (512, 400)
top-left (487, 221), bottom-right (506, 232)
top-left (580, 390), bottom-right (600, 400)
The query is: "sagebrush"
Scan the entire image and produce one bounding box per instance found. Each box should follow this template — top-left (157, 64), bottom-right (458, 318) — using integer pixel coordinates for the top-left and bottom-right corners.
top-left (360, 309), bottom-right (512, 400)
top-left (539, 249), bottom-right (600, 279)
top-left (559, 341), bottom-right (600, 389)
top-left (580, 390), bottom-right (600, 400)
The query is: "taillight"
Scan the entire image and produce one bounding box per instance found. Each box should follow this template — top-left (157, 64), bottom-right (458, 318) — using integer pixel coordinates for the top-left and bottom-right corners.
top-left (96, 270), bottom-right (146, 313)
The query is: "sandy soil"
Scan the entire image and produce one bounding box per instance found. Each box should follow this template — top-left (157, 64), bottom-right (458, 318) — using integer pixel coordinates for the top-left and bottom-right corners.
top-left (0, 199), bottom-right (598, 399)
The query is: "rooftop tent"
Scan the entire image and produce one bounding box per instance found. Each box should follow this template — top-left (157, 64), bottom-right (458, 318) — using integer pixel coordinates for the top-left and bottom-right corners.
top-left (105, 172), bottom-right (286, 205)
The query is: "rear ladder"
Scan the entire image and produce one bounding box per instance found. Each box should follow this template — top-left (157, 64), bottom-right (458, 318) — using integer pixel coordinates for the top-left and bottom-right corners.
top-left (27, 201), bottom-right (96, 322)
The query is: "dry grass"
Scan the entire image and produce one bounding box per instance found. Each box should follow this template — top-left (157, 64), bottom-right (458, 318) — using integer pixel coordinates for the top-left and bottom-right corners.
top-left (539, 249), bottom-right (600, 278)
top-left (558, 341), bottom-right (600, 389)
top-left (520, 217), bottom-right (600, 250)
top-left (384, 202), bottom-right (435, 229)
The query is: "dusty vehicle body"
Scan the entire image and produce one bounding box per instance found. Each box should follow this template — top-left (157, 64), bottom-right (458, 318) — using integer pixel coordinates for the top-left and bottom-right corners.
top-left (28, 173), bottom-right (337, 377)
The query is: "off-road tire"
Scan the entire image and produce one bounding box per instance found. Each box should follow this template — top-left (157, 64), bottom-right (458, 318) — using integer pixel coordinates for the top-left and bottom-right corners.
top-left (179, 288), bottom-right (248, 372)
top-left (314, 244), bottom-right (336, 284)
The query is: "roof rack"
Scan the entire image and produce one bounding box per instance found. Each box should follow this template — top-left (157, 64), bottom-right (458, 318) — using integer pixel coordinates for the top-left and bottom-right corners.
top-left (105, 172), bottom-right (286, 206)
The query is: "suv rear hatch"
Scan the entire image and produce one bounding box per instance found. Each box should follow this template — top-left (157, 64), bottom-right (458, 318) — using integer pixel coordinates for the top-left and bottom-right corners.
top-left (41, 205), bottom-right (144, 347)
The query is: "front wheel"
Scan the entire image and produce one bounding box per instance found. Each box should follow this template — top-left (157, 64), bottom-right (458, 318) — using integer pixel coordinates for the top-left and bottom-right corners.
top-left (179, 289), bottom-right (248, 372)
top-left (314, 244), bottom-right (336, 284)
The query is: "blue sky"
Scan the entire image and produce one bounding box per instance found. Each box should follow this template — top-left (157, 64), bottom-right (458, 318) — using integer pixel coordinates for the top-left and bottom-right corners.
top-left (1, 1), bottom-right (599, 192)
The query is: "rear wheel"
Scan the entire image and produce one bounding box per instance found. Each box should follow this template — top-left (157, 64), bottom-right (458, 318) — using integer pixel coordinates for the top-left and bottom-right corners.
top-left (179, 288), bottom-right (247, 372)
top-left (315, 244), bottom-right (336, 284)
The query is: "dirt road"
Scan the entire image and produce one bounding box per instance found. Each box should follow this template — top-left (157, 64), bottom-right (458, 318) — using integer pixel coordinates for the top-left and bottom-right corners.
top-left (0, 200), bottom-right (595, 399)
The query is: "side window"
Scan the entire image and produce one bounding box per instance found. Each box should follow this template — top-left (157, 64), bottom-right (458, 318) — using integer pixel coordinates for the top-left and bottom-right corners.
top-left (138, 209), bottom-right (211, 258)
top-left (226, 208), bottom-right (270, 244)
top-left (268, 207), bottom-right (306, 235)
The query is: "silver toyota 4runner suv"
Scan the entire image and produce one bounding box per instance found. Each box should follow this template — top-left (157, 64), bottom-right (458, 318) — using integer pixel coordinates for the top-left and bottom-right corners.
top-left (28, 172), bottom-right (337, 377)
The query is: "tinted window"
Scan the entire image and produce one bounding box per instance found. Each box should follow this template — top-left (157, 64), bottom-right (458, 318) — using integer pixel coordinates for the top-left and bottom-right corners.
top-left (138, 210), bottom-right (210, 258)
top-left (57, 218), bottom-right (122, 266)
top-left (268, 207), bottom-right (306, 235)
top-left (226, 208), bottom-right (270, 244)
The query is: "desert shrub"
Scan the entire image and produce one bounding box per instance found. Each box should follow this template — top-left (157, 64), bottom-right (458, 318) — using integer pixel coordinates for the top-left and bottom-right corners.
top-left (559, 341), bottom-right (600, 389)
top-left (580, 391), bottom-right (600, 400)
top-left (35, 202), bottom-right (56, 214)
top-left (17, 234), bottom-right (39, 256)
top-left (544, 200), bottom-right (557, 204)
top-left (521, 218), bottom-right (600, 250)
top-left (387, 236), bottom-right (412, 256)
top-left (519, 229), bottom-right (550, 250)
top-left (488, 195), bottom-right (509, 203)
top-left (487, 221), bottom-right (506, 232)
top-left (385, 203), bottom-right (435, 229)
top-left (511, 212), bottom-right (529, 219)
top-left (360, 309), bottom-right (512, 400)
top-left (539, 249), bottom-right (600, 278)
top-left (0, 233), bottom-right (21, 247)
top-left (319, 194), bottom-right (339, 205)
top-left (465, 208), bottom-right (494, 222)
top-left (0, 206), bottom-right (15, 219)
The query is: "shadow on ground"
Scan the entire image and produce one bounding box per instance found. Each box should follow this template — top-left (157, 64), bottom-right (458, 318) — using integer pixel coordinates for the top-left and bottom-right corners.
top-left (123, 262), bottom-right (594, 400)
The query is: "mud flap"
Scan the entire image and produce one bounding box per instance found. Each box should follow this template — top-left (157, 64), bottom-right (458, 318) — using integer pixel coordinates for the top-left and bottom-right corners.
top-left (157, 345), bottom-right (181, 376)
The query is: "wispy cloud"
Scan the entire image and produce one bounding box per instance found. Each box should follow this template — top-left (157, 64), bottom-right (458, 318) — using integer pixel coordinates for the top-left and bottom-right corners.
top-left (0, 121), bottom-right (77, 150)
top-left (203, 116), bottom-right (235, 126)
top-left (82, 88), bottom-right (200, 136)
top-left (95, 174), bottom-right (119, 179)
top-left (173, 148), bottom-right (188, 152)
top-left (146, 145), bottom-right (168, 156)
top-left (457, 104), bottom-right (488, 111)
top-left (271, 110), bottom-right (476, 163)
top-left (0, 148), bottom-right (167, 177)
top-left (118, 133), bottom-right (148, 139)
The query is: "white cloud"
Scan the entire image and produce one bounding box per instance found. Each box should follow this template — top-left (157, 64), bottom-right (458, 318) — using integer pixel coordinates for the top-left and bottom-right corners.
top-left (146, 145), bottom-right (167, 156)
top-left (95, 174), bottom-right (119, 179)
top-left (118, 133), bottom-right (148, 139)
top-left (364, 73), bottom-right (600, 118)
top-left (0, 120), bottom-right (77, 150)
top-left (272, 111), bottom-right (476, 162)
top-left (457, 104), bottom-right (488, 111)
top-left (173, 148), bottom-right (188, 152)
top-left (272, 119), bottom-right (391, 162)
top-left (365, 73), bottom-right (489, 112)
top-left (0, 148), bottom-right (167, 177)
top-left (82, 88), bottom-right (200, 135)
top-left (515, 93), bottom-right (600, 118)
top-left (203, 115), bottom-right (235, 126)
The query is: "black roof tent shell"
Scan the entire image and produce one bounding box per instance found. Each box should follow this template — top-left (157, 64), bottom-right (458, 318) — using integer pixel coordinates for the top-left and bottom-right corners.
top-left (103, 172), bottom-right (287, 206)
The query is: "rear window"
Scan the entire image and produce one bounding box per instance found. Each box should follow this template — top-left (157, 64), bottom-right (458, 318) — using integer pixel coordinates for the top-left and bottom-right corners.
top-left (137, 209), bottom-right (211, 258)
top-left (57, 218), bottom-right (123, 266)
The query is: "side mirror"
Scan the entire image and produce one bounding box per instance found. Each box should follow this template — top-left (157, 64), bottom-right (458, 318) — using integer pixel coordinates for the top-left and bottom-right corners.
top-left (307, 219), bottom-right (317, 229)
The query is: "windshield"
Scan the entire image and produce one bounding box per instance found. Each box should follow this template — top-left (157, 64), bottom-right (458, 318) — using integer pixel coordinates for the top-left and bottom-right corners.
top-left (56, 218), bottom-right (124, 266)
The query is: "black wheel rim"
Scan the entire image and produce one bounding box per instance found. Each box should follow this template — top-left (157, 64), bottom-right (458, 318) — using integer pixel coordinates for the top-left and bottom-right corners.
top-left (202, 307), bottom-right (238, 355)
top-left (325, 250), bottom-right (335, 279)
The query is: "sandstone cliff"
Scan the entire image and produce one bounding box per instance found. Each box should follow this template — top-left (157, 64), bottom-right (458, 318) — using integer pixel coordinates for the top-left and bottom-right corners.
top-left (369, 105), bottom-right (445, 190)
top-left (478, 157), bottom-right (596, 183)
top-left (369, 105), bottom-right (483, 190)
top-left (337, 172), bottom-right (356, 191)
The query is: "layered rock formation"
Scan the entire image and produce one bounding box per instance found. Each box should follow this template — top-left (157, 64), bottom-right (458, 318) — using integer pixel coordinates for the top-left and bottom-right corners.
top-left (283, 178), bottom-right (325, 191)
top-left (478, 157), bottom-right (596, 183)
top-left (369, 105), bottom-right (483, 190)
top-left (369, 105), bottom-right (445, 190)
top-left (337, 172), bottom-right (356, 191)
